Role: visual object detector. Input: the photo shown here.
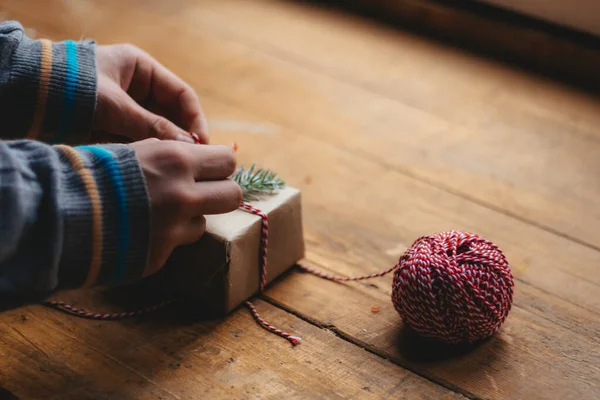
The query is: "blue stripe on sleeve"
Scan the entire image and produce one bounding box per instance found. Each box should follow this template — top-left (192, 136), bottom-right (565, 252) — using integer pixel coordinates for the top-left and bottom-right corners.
top-left (77, 146), bottom-right (130, 283)
top-left (54, 40), bottom-right (79, 144)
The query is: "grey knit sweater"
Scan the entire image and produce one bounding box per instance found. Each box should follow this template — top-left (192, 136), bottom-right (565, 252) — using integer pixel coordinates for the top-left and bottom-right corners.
top-left (0, 21), bottom-right (151, 311)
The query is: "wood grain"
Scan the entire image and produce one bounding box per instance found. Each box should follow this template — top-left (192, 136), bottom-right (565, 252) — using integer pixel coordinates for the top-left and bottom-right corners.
top-left (163, 0), bottom-right (600, 251)
top-left (267, 271), bottom-right (600, 400)
top-left (0, 0), bottom-right (599, 399)
top-left (199, 97), bottom-right (600, 399)
top-left (1, 295), bottom-right (462, 400)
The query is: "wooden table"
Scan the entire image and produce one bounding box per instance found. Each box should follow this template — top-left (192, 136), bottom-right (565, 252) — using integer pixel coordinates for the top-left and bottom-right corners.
top-left (1, 1), bottom-right (599, 399)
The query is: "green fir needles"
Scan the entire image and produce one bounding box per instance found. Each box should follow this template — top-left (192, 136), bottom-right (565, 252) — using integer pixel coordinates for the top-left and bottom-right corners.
top-left (231, 164), bottom-right (286, 201)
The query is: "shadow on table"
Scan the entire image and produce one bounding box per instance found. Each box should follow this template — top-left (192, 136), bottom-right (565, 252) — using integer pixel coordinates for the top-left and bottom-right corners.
top-left (394, 324), bottom-right (508, 363)
top-left (291, 0), bottom-right (600, 95)
top-left (79, 280), bottom-right (228, 327)
top-left (0, 387), bottom-right (20, 400)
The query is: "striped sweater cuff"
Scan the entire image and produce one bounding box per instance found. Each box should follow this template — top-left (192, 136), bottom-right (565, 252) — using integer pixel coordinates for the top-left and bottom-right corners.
top-left (55, 144), bottom-right (150, 289)
top-left (10, 32), bottom-right (97, 144)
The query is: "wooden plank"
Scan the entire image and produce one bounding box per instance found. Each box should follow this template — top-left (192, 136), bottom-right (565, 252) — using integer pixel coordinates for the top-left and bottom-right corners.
top-left (0, 295), bottom-right (463, 400)
top-left (200, 99), bottom-right (600, 400)
top-left (195, 96), bottom-right (600, 398)
top-left (142, 0), bottom-right (600, 251)
top-left (315, 0), bottom-right (600, 88)
top-left (265, 271), bottom-right (600, 400)
top-left (0, 312), bottom-right (178, 400)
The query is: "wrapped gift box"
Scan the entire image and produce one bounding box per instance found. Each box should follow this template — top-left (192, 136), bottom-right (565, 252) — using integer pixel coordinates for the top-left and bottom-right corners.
top-left (154, 186), bottom-right (305, 316)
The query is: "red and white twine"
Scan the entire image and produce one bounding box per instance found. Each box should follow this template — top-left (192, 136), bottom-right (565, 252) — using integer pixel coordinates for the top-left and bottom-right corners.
top-left (43, 299), bottom-right (175, 320)
top-left (391, 231), bottom-right (514, 343)
top-left (238, 202), bottom-right (268, 291)
top-left (296, 264), bottom-right (398, 282)
top-left (43, 133), bottom-right (514, 347)
top-left (237, 200), bottom-right (302, 345)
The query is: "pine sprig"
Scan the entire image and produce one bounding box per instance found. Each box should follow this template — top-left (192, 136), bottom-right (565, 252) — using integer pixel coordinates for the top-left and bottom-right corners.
top-left (232, 164), bottom-right (286, 201)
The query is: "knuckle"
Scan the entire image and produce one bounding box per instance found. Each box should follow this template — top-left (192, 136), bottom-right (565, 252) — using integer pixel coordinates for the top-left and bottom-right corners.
top-left (186, 86), bottom-right (201, 103)
top-left (164, 141), bottom-right (186, 157)
top-left (161, 142), bottom-right (190, 171)
top-left (120, 43), bottom-right (141, 55)
top-left (150, 116), bottom-right (171, 138)
top-left (174, 185), bottom-right (196, 209)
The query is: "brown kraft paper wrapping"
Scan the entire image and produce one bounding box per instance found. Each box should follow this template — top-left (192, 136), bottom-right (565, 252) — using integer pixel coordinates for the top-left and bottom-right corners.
top-left (154, 186), bottom-right (305, 316)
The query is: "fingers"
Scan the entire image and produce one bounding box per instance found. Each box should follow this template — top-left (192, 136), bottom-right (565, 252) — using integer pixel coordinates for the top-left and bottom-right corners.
top-left (96, 44), bottom-right (209, 144)
top-left (96, 74), bottom-right (194, 143)
top-left (177, 86), bottom-right (209, 144)
top-left (134, 50), bottom-right (209, 143)
top-left (187, 144), bottom-right (237, 181)
top-left (186, 179), bottom-right (243, 216)
top-left (125, 94), bottom-right (196, 143)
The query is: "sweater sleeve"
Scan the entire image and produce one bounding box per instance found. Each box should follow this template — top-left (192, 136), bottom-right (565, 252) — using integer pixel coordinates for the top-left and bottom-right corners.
top-left (0, 21), bottom-right (97, 144)
top-left (0, 140), bottom-right (151, 311)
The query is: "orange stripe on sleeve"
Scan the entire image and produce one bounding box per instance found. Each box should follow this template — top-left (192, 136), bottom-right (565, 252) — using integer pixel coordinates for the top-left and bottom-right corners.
top-left (55, 145), bottom-right (103, 287)
top-left (27, 39), bottom-right (53, 139)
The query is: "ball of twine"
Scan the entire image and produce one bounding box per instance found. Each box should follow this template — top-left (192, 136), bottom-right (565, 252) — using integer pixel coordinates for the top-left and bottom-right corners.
top-left (392, 230), bottom-right (514, 344)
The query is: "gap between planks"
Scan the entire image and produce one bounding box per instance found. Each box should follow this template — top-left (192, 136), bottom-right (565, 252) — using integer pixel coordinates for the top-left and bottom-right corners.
top-left (261, 264), bottom-right (600, 399)
top-left (253, 258), bottom-right (596, 399)
top-left (259, 294), bottom-right (478, 400)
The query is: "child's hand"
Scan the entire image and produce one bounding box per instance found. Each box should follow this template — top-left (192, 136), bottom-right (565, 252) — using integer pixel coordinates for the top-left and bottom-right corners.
top-left (131, 138), bottom-right (242, 276)
top-left (93, 44), bottom-right (209, 145)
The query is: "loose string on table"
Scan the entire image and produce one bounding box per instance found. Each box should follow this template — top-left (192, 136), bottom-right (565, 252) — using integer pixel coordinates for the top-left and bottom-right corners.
top-left (43, 298), bottom-right (176, 320)
top-left (43, 133), bottom-right (400, 346)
